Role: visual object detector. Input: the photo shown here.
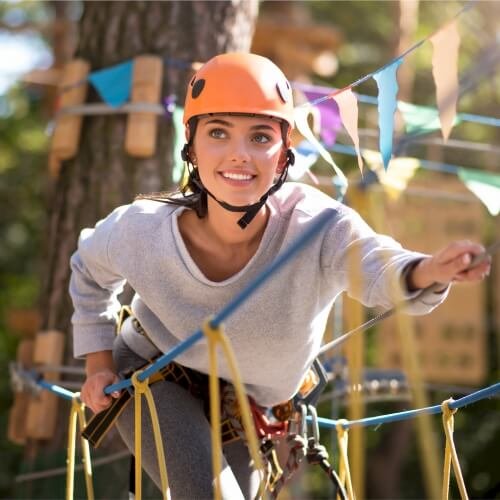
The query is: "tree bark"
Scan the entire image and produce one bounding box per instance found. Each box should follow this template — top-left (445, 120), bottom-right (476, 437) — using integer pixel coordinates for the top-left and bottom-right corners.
top-left (37, 0), bottom-right (258, 461)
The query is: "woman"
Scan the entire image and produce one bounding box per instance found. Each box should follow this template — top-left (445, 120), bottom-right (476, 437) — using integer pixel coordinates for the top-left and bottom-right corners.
top-left (70, 53), bottom-right (490, 499)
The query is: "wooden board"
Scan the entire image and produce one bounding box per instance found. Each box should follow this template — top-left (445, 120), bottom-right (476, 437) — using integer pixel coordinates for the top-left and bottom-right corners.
top-left (372, 177), bottom-right (487, 384)
top-left (25, 330), bottom-right (66, 440)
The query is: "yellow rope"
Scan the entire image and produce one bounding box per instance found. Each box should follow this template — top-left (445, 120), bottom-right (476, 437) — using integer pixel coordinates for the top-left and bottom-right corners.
top-left (131, 371), bottom-right (170, 500)
top-left (76, 400), bottom-right (94, 500)
top-left (441, 399), bottom-right (469, 500)
top-left (66, 394), bottom-right (94, 500)
top-left (336, 420), bottom-right (355, 500)
top-left (65, 396), bottom-right (79, 500)
top-left (202, 319), bottom-right (267, 500)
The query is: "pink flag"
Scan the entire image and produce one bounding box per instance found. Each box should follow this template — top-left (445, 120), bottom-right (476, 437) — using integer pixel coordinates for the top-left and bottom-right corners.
top-left (430, 21), bottom-right (460, 141)
top-left (333, 89), bottom-right (363, 173)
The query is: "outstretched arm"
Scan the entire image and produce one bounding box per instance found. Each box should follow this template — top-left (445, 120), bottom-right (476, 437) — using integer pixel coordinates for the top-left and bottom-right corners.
top-left (406, 241), bottom-right (491, 291)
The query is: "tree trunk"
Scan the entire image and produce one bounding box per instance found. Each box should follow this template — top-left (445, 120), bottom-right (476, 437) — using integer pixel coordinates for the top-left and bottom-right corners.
top-left (35, 0), bottom-right (258, 477)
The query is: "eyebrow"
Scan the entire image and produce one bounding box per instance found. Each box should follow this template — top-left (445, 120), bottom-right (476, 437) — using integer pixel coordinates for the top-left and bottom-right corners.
top-left (204, 118), bottom-right (278, 132)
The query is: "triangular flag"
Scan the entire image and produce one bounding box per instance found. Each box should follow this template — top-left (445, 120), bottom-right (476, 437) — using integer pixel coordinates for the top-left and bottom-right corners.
top-left (302, 89), bottom-right (342, 146)
top-left (88, 60), bottom-right (133, 108)
top-left (398, 101), bottom-right (461, 134)
top-left (430, 20), bottom-right (460, 141)
top-left (172, 106), bottom-right (185, 184)
top-left (333, 89), bottom-right (363, 174)
top-left (363, 149), bottom-right (420, 199)
top-left (373, 59), bottom-right (402, 170)
top-left (294, 106), bottom-right (348, 190)
top-left (458, 167), bottom-right (500, 216)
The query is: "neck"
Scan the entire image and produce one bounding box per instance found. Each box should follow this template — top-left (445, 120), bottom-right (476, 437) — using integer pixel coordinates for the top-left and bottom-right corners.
top-left (203, 197), bottom-right (269, 247)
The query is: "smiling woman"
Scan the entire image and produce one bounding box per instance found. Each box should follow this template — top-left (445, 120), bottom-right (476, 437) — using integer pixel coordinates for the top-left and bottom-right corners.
top-left (69, 53), bottom-right (491, 499)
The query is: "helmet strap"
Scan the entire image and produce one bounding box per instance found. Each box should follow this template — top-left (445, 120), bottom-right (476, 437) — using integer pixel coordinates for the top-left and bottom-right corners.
top-left (188, 150), bottom-right (294, 229)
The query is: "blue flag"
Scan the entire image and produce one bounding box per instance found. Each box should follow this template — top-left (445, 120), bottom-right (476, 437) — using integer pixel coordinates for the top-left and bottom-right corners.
top-left (373, 59), bottom-right (402, 170)
top-left (89, 60), bottom-right (133, 108)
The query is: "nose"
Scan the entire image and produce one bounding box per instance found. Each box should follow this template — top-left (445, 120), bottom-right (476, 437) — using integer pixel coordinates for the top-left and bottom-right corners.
top-left (229, 137), bottom-right (251, 163)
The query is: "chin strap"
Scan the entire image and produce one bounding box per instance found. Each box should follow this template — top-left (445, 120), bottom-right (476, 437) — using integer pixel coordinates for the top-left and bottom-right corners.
top-left (186, 148), bottom-right (295, 229)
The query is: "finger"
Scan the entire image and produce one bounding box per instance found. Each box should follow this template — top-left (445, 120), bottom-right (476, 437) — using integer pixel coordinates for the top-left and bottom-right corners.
top-left (456, 266), bottom-right (489, 282)
top-left (439, 241), bottom-right (485, 262)
top-left (440, 253), bottom-right (472, 279)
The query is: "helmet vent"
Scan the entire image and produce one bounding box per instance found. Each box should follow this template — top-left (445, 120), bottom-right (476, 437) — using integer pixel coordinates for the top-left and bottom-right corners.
top-left (192, 79), bottom-right (205, 99)
top-left (276, 81), bottom-right (290, 104)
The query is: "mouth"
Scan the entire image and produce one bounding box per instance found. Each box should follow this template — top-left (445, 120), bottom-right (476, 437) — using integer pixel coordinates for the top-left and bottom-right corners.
top-left (218, 170), bottom-right (256, 185)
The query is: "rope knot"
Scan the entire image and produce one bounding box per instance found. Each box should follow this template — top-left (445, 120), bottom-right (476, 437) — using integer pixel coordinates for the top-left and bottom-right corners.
top-left (336, 419), bottom-right (349, 436)
top-left (202, 318), bottom-right (224, 344)
top-left (441, 398), bottom-right (457, 418)
top-left (72, 392), bottom-right (85, 412)
top-left (131, 370), bottom-right (149, 394)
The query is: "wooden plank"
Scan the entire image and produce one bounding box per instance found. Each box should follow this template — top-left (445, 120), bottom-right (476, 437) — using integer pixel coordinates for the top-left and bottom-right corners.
top-left (7, 339), bottom-right (35, 444)
top-left (25, 330), bottom-right (66, 440)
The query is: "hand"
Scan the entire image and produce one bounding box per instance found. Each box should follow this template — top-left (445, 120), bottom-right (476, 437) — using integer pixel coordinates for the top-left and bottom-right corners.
top-left (408, 240), bottom-right (491, 290)
top-left (81, 369), bottom-right (121, 414)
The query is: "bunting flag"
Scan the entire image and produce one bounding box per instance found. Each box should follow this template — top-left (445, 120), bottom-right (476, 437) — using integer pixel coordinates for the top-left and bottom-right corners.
top-left (88, 60), bottom-right (133, 108)
top-left (398, 101), bottom-right (461, 134)
top-left (289, 140), bottom-right (320, 181)
top-left (430, 20), bottom-right (460, 141)
top-left (457, 168), bottom-right (500, 216)
top-left (333, 89), bottom-right (363, 173)
top-left (301, 89), bottom-right (342, 146)
top-left (363, 148), bottom-right (420, 199)
top-left (294, 107), bottom-right (348, 189)
top-left (373, 59), bottom-right (402, 170)
top-left (172, 106), bottom-right (185, 184)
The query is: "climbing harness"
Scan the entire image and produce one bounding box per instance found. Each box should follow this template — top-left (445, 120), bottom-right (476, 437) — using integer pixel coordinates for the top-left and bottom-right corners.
top-left (270, 404), bottom-right (348, 500)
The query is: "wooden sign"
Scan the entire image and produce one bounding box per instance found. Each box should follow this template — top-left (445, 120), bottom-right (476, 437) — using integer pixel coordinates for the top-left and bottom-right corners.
top-left (372, 177), bottom-right (487, 385)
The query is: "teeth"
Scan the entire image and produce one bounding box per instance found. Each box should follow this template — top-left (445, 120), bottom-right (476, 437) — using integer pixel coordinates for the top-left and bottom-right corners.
top-left (221, 172), bottom-right (253, 180)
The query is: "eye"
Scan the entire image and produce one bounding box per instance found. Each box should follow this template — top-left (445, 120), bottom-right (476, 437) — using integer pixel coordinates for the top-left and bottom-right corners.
top-left (209, 128), bottom-right (227, 139)
top-left (252, 133), bottom-right (272, 144)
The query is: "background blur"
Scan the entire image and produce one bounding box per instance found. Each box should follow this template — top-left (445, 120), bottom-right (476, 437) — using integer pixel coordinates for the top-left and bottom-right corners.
top-left (1, 1), bottom-right (499, 498)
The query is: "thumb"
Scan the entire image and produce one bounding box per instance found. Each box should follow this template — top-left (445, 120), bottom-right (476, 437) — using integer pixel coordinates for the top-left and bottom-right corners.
top-left (110, 374), bottom-right (121, 398)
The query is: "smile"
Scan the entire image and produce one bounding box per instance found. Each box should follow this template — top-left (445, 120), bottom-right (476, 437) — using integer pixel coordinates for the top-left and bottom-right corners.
top-left (219, 172), bottom-right (256, 181)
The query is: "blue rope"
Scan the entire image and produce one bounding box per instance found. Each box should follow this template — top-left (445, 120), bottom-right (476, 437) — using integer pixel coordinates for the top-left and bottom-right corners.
top-left (311, 382), bottom-right (500, 430)
top-left (104, 209), bottom-right (336, 394)
top-left (37, 380), bottom-right (76, 402)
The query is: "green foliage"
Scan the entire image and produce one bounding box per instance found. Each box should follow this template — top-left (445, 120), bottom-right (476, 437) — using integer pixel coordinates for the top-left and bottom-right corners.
top-left (0, 79), bottom-right (47, 497)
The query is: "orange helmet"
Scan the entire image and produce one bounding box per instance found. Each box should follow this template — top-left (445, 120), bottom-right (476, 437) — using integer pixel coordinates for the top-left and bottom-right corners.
top-left (183, 53), bottom-right (294, 131)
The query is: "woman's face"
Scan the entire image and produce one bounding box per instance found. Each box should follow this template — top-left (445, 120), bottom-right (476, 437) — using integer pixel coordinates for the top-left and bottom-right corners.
top-left (192, 114), bottom-right (286, 207)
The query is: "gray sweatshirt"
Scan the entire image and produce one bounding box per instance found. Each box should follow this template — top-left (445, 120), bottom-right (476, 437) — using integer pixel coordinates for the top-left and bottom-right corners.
top-left (70, 182), bottom-right (447, 406)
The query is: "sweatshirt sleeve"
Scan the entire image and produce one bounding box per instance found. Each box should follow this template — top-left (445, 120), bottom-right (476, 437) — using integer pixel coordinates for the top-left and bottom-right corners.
top-left (69, 206), bottom-right (129, 358)
top-left (321, 206), bottom-right (449, 314)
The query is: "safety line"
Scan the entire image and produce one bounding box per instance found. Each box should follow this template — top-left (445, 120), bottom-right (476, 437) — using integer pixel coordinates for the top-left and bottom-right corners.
top-left (37, 379), bottom-right (76, 401)
top-left (104, 208), bottom-right (336, 394)
top-left (312, 382), bottom-right (500, 430)
top-left (17, 372), bottom-right (499, 435)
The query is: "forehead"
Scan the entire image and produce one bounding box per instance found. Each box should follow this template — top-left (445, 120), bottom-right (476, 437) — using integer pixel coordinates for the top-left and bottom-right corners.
top-left (197, 113), bottom-right (282, 130)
